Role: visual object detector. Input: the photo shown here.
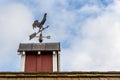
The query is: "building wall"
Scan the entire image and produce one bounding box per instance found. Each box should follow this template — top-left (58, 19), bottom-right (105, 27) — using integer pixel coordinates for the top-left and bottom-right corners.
top-left (0, 72), bottom-right (120, 80)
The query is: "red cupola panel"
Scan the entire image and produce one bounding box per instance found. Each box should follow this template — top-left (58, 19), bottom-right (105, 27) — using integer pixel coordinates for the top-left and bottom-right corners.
top-left (36, 54), bottom-right (42, 72)
top-left (25, 51), bottom-right (37, 72)
top-left (25, 51), bottom-right (53, 72)
top-left (37, 51), bottom-right (53, 72)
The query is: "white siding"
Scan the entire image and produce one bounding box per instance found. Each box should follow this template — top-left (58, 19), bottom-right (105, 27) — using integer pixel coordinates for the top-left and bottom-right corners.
top-left (20, 51), bottom-right (25, 71)
top-left (53, 51), bottom-right (57, 72)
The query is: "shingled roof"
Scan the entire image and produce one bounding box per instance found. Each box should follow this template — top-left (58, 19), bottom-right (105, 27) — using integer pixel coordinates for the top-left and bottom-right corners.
top-left (18, 42), bottom-right (60, 52)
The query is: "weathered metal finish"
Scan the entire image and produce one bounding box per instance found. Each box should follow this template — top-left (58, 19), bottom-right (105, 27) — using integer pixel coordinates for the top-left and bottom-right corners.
top-left (18, 43), bottom-right (60, 52)
top-left (45, 43), bottom-right (60, 50)
top-left (29, 13), bottom-right (50, 43)
top-left (32, 43), bottom-right (45, 50)
top-left (29, 33), bottom-right (36, 40)
top-left (39, 33), bottom-right (43, 43)
top-left (32, 13), bottom-right (47, 29)
top-left (18, 43), bottom-right (32, 51)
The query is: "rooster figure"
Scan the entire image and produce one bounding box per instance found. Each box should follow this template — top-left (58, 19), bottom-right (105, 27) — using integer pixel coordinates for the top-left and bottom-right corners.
top-left (32, 13), bottom-right (47, 30)
top-left (29, 13), bottom-right (50, 43)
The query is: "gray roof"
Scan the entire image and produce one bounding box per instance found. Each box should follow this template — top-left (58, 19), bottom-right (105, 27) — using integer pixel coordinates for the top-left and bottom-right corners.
top-left (18, 42), bottom-right (60, 52)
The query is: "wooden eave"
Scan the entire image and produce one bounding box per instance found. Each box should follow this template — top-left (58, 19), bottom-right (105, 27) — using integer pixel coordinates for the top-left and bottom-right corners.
top-left (1, 72), bottom-right (120, 78)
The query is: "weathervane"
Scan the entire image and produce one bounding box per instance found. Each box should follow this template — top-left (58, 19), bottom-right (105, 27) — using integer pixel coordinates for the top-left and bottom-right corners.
top-left (29, 13), bottom-right (50, 43)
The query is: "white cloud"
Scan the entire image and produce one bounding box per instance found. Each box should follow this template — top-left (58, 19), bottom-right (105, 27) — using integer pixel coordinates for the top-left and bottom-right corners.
top-left (0, 3), bottom-right (33, 71)
top-left (61, 0), bottom-right (120, 71)
top-left (80, 5), bottom-right (100, 13)
top-left (19, 0), bottom-right (120, 71)
top-left (0, 0), bottom-right (120, 71)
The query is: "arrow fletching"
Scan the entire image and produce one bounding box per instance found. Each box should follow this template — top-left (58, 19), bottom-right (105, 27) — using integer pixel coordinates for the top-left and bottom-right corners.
top-left (29, 32), bottom-right (36, 40)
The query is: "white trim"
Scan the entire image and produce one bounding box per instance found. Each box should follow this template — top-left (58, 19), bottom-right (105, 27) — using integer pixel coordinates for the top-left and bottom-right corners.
top-left (58, 51), bottom-right (60, 71)
top-left (53, 51), bottom-right (57, 72)
top-left (20, 51), bottom-right (25, 72)
top-left (38, 51), bottom-right (41, 55)
top-left (22, 51), bottom-right (25, 55)
top-left (53, 51), bottom-right (56, 55)
top-left (58, 51), bottom-right (60, 55)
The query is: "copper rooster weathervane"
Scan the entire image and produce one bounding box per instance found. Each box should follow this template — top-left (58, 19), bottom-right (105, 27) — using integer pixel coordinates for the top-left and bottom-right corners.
top-left (29, 13), bottom-right (50, 43)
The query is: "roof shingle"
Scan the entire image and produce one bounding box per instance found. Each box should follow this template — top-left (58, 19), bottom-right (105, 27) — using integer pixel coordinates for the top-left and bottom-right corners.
top-left (18, 42), bottom-right (60, 52)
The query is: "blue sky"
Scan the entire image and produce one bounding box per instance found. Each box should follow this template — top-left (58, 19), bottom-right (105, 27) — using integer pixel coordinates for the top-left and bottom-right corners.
top-left (0, 0), bottom-right (120, 71)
